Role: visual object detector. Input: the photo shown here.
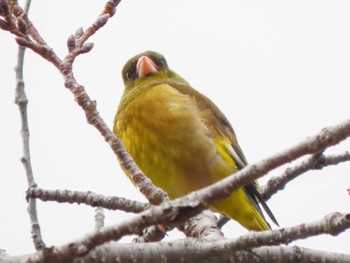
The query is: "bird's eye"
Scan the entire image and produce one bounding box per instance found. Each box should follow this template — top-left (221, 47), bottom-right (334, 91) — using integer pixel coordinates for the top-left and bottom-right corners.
top-left (156, 59), bottom-right (166, 68)
top-left (125, 71), bottom-right (136, 80)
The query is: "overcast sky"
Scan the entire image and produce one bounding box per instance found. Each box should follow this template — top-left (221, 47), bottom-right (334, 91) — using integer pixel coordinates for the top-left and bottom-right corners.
top-left (1, 0), bottom-right (349, 255)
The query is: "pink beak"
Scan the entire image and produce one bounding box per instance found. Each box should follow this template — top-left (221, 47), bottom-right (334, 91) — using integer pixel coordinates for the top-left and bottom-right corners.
top-left (136, 56), bottom-right (158, 77)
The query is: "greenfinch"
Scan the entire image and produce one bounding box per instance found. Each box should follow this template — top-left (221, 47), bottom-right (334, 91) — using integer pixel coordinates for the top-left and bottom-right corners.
top-left (114, 51), bottom-right (278, 231)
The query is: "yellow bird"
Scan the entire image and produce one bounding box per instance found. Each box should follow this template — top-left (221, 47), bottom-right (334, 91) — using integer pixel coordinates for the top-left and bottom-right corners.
top-left (114, 51), bottom-right (278, 231)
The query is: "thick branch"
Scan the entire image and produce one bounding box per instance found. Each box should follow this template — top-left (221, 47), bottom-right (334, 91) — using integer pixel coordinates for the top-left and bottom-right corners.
top-left (1, 241), bottom-right (350, 263)
top-left (77, 243), bottom-right (350, 263)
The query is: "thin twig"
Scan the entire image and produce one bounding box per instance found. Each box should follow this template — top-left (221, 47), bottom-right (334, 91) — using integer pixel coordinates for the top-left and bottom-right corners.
top-left (228, 212), bottom-right (350, 250)
top-left (13, 0), bottom-right (45, 251)
top-left (9, 0), bottom-right (47, 44)
top-left (26, 187), bottom-right (149, 213)
top-left (94, 207), bottom-right (105, 230)
top-left (261, 151), bottom-right (350, 201)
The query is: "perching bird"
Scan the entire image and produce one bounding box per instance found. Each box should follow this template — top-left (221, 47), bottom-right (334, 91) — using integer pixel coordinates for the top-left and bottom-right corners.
top-left (113, 51), bottom-right (278, 231)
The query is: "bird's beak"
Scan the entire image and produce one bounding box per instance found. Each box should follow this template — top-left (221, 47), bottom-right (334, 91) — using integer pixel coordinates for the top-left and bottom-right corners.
top-left (136, 56), bottom-right (158, 77)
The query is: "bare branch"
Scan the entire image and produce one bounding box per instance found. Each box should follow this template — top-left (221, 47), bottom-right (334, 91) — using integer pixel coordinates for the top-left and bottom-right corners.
top-left (229, 212), bottom-right (350, 250)
top-left (72, 1), bottom-right (120, 48)
top-left (94, 208), bottom-right (105, 230)
top-left (26, 188), bottom-right (149, 213)
top-left (2, 237), bottom-right (350, 263)
top-left (134, 211), bottom-right (224, 243)
top-left (183, 210), bottom-right (224, 240)
top-left (13, 0), bottom-right (45, 251)
top-left (0, 0), bottom-right (20, 36)
top-left (261, 151), bottom-right (350, 201)
top-left (85, 244), bottom-right (350, 263)
top-left (43, 204), bottom-right (187, 262)
top-left (9, 0), bottom-right (47, 45)
top-left (316, 151), bottom-right (350, 167)
top-left (76, 243), bottom-right (350, 263)
top-left (15, 37), bottom-right (60, 66)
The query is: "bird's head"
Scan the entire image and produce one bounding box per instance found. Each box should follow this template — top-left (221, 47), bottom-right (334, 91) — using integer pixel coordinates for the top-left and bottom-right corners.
top-left (121, 51), bottom-right (187, 92)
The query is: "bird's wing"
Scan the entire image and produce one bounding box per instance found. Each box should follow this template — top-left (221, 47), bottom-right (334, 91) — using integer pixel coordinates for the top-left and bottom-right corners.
top-left (169, 81), bottom-right (279, 226)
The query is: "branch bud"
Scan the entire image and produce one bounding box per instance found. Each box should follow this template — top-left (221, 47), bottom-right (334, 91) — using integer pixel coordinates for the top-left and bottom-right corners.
top-left (0, 0), bottom-right (9, 16)
top-left (93, 14), bottom-right (109, 30)
top-left (17, 17), bottom-right (27, 34)
top-left (15, 37), bottom-right (29, 47)
top-left (111, 0), bottom-right (121, 7)
top-left (67, 34), bottom-right (75, 51)
top-left (80, 42), bottom-right (94, 54)
top-left (0, 18), bottom-right (9, 30)
top-left (105, 1), bottom-right (117, 17)
top-left (75, 27), bottom-right (84, 39)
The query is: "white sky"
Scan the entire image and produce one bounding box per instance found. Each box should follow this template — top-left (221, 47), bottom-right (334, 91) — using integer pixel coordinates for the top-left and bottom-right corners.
top-left (1, 0), bottom-right (349, 256)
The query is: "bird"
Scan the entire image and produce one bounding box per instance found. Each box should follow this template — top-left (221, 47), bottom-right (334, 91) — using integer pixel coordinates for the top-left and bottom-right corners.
top-left (113, 51), bottom-right (278, 231)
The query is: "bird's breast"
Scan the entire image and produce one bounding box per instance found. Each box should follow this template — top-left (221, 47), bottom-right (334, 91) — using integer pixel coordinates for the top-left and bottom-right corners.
top-left (115, 83), bottom-right (231, 198)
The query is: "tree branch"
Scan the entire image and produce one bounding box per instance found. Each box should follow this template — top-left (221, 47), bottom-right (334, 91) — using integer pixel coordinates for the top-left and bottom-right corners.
top-left (12, 0), bottom-right (45, 251)
top-left (261, 151), bottom-right (350, 200)
top-left (94, 207), bottom-right (105, 230)
top-left (1, 237), bottom-right (350, 263)
top-left (228, 212), bottom-right (350, 250)
top-left (26, 188), bottom-right (149, 213)
top-left (76, 243), bottom-right (350, 263)
top-left (9, 0), bottom-right (47, 45)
